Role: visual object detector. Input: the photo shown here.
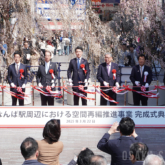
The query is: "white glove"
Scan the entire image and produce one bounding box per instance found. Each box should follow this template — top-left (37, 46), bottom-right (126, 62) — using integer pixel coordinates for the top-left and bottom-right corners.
top-left (11, 83), bottom-right (16, 88)
top-left (103, 81), bottom-right (109, 87)
top-left (22, 84), bottom-right (26, 88)
top-left (145, 83), bottom-right (149, 88)
top-left (135, 81), bottom-right (140, 86)
top-left (68, 78), bottom-right (72, 83)
top-left (115, 82), bottom-right (120, 89)
top-left (38, 83), bottom-right (43, 88)
top-left (51, 83), bottom-right (55, 88)
top-left (84, 79), bottom-right (88, 87)
top-left (68, 78), bottom-right (73, 86)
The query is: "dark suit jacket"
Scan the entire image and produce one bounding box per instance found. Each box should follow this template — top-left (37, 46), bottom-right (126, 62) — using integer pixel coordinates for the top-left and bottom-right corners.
top-left (130, 65), bottom-right (152, 91)
top-left (97, 133), bottom-right (142, 165)
top-left (36, 62), bottom-right (57, 91)
top-left (67, 58), bottom-right (90, 88)
top-left (0, 159), bottom-right (2, 165)
top-left (133, 161), bottom-right (143, 165)
top-left (7, 63), bottom-right (27, 91)
top-left (163, 72), bottom-right (165, 85)
top-left (97, 62), bottom-right (120, 90)
top-left (22, 160), bottom-right (46, 165)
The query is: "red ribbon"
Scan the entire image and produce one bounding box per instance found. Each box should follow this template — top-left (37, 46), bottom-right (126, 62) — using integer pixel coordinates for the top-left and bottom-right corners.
top-left (63, 86), bottom-right (95, 101)
top-left (49, 69), bottom-right (55, 79)
top-left (17, 87), bottom-right (22, 93)
top-left (112, 69), bottom-right (116, 80)
top-left (20, 69), bottom-right (24, 79)
top-left (80, 64), bottom-right (87, 74)
top-left (46, 86), bottom-right (51, 92)
top-left (33, 86), bottom-right (63, 98)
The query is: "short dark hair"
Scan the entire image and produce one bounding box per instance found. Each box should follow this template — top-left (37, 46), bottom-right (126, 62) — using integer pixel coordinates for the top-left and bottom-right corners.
top-left (119, 117), bottom-right (135, 136)
top-left (130, 142), bottom-right (148, 161)
top-left (90, 155), bottom-right (107, 165)
top-left (77, 148), bottom-right (94, 165)
top-left (75, 46), bottom-right (83, 52)
top-left (20, 137), bottom-right (38, 160)
top-left (138, 54), bottom-right (146, 60)
top-left (129, 44), bottom-right (135, 48)
top-left (14, 51), bottom-right (21, 57)
top-left (43, 119), bottom-right (61, 144)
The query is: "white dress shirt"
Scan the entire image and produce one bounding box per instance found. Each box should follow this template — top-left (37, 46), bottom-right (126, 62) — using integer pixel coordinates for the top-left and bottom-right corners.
top-left (77, 57), bottom-right (82, 63)
top-left (140, 65), bottom-right (144, 77)
top-left (106, 62), bottom-right (111, 76)
top-left (45, 61), bottom-right (50, 74)
top-left (15, 62), bottom-right (20, 74)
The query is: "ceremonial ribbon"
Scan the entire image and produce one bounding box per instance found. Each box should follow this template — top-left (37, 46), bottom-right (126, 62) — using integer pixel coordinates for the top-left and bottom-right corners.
top-left (33, 86), bottom-right (63, 98)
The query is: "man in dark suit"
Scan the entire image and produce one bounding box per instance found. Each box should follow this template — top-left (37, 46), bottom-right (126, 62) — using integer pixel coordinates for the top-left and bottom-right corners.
top-left (23, 41), bottom-right (31, 65)
top-left (130, 54), bottom-right (152, 106)
top-left (97, 117), bottom-right (142, 165)
top-left (36, 50), bottom-right (57, 106)
top-left (67, 46), bottom-right (90, 105)
top-left (130, 142), bottom-right (148, 165)
top-left (7, 51), bottom-right (27, 106)
top-left (20, 137), bottom-right (46, 165)
top-left (97, 53), bottom-right (120, 105)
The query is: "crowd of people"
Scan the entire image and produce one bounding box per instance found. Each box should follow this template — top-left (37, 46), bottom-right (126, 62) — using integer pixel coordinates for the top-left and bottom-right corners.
top-left (1, 117), bottom-right (163, 165)
top-left (0, 32), bottom-right (72, 69)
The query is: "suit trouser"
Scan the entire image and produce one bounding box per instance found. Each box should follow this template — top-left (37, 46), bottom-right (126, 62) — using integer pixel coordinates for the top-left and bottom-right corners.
top-left (40, 93), bottom-right (54, 106)
top-left (11, 88), bottom-right (25, 106)
top-left (73, 87), bottom-right (87, 106)
top-left (100, 90), bottom-right (117, 106)
top-left (133, 92), bottom-right (148, 106)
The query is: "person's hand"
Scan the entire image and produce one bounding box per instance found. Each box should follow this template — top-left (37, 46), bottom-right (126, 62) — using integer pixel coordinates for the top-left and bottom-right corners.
top-left (11, 83), bottom-right (16, 88)
top-left (84, 79), bottom-right (88, 87)
top-left (51, 83), bottom-right (55, 88)
top-left (131, 129), bottom-right (138, 138)
top-left (68, 78), bottom-right (73, 86)
top-left (22, 84), bottom-right (26, 88)
top-left (135, 81), bottom-right (141, 86)
top-left (145, 83), bottom-right (149, 88)
top-left (115, 82), bottom-right (120, 89)
top-left (108, 122), bottom-right (119, 135)
top-left (81, 147), bottom-right (86, 151)
top-left (103, 81), bottom-right (109, 87)
top-left (38, 83), bottom-right (43, 88)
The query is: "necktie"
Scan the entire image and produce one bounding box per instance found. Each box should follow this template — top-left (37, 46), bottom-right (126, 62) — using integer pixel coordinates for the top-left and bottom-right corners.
top-left (17, 64), bottom-right (19, 74)
top-left (140, 66), bottom-right (143, 77)
top-left (77, 58), bottom-right (80, 69)
top-left (107, 65), bottom-right (110, 76)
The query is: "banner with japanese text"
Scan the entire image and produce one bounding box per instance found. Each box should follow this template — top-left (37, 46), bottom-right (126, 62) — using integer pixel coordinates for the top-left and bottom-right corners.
top-left (0, 107), bottom-right (165, 128)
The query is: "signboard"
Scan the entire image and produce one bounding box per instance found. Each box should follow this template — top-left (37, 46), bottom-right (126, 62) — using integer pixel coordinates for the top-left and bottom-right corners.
top-left (101, 0), bottom-right (120, 3)
top-left (0, 107), bottom-right (165, 128)
top-left (36, 0), bottom-right (86, 21)
top-left (41, 21), bottom-right (84, 30)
